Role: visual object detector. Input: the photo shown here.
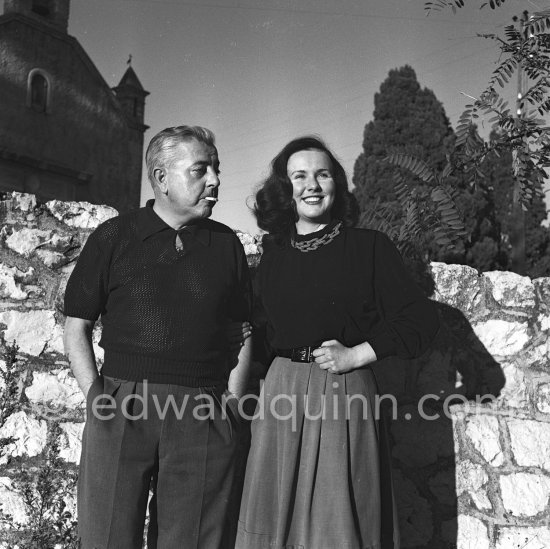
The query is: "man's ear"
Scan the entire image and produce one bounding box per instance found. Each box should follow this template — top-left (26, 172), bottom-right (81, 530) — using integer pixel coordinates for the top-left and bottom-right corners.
top-left (153, 168), bottom-right (168, 194)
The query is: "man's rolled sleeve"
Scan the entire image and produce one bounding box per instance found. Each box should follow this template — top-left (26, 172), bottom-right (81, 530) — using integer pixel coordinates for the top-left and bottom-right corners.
top-left (228, 240), bottom-right (252, 322)
top-left (64, 231), bottom-right (109, 321)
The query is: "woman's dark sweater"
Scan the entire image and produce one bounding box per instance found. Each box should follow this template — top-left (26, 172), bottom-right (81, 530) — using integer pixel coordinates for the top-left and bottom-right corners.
top-left (256, 223), bottom-right (439, 360)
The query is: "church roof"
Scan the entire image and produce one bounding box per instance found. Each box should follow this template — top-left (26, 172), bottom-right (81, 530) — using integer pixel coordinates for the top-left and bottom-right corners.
top-left (116, 66), bottom-right (148, 94)
top-left (0, 12), bottom-right (149, 126)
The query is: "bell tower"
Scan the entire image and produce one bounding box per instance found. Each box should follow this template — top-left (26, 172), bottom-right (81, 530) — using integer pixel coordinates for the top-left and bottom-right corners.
top-left (3, 0), bottom-right (70, 32)
top-left (112, 63), bottom-right (149, 129)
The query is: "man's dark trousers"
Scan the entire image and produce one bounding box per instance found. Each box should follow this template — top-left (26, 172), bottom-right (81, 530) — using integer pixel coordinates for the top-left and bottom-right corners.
top-left (78, 375), bottom-right (247, 549)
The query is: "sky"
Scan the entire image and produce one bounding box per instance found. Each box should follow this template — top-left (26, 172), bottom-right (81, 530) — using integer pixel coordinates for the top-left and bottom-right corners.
top-left (67, 0), bottom-right (548, 234)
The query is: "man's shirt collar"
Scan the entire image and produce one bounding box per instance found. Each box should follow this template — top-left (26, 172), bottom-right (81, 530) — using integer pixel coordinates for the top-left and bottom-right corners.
top-left (137, 199), bottom-right (211, 246)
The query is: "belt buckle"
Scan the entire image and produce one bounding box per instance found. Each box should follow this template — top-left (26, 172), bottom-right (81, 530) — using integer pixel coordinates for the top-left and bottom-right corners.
top-left (291, 346), bottom-right (313, 363)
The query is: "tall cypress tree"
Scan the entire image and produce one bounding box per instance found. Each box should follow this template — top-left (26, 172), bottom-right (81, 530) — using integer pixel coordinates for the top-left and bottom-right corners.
top-left (353, 66), bottom-right (455, 219)
top-left (353, 66), bottom-right (550, 274)
top-left (353, 66), bottom-right (507, 272)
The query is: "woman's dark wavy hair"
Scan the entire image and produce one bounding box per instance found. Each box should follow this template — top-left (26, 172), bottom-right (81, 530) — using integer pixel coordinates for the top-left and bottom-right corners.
top-left (254, 136), bottom-right (360, 245)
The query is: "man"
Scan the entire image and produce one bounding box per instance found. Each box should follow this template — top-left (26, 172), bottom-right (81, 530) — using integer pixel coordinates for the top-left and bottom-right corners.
top-left (63, 126), bottom-right (252, 549)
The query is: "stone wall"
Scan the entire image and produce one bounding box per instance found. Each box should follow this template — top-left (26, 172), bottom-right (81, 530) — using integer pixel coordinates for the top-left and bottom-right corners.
top-left (374, 263), bottom-right (550, 549)
top-left (0, 192), bottom-right (548, 548)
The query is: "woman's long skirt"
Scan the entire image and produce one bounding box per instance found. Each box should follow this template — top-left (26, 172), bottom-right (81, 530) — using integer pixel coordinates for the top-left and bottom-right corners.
top-left (236, 357), bottom-right (400, 549)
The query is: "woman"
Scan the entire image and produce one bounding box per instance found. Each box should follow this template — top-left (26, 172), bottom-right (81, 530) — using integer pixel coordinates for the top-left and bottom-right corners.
top-left (236, 136), bottom-right (439, 549)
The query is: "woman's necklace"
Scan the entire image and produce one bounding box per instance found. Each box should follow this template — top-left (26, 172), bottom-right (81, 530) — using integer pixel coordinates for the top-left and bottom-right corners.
top-left (291, 221), bottom-right (343, 252)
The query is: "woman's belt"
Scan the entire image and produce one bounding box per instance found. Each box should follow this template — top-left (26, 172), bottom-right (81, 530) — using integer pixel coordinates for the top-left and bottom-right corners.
top-left (276, 345), bottom-right (319, 363)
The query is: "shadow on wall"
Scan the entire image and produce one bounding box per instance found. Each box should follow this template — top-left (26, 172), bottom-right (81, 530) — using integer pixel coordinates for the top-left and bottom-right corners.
top-left (372, 264), bottom-right (505, 549)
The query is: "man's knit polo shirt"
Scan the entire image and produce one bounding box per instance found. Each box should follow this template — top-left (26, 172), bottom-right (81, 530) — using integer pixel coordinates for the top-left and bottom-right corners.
top-left (64, 200), bottom-right (251, 387)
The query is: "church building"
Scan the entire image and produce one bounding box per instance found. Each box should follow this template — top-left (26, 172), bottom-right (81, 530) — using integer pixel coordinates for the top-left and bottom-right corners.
top-left (0, 0), bottom-right (148, 212)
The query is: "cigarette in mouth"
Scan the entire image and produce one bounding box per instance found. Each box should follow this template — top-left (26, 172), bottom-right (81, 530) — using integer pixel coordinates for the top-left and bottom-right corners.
top-left (204, 196), bottom-right (218, 202)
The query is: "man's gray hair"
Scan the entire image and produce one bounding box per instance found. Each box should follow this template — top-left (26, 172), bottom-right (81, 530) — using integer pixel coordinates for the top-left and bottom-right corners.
top-left (145, 125), bottom-right (216, 184)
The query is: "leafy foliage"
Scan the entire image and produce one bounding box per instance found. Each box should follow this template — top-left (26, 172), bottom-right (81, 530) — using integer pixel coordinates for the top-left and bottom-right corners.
top-left (424, 0), bottom-right (465, 14)
top-left (425, 3), bottom-right (550, 211)
top-left (0, 342), bottom-right (22, 457)
top-left (353, 66), bottom-right (462, 259)
top-left (365, 3), bottom-right (550, 275)
top-left (479, 132), bottom-right (550, 277)
top-left (425, 0), bottom-right (505, 14)
top-left (385, 153), bottom-right (467, 249)
top-left (352, 63), bottom-right (550, 275)
top-left (385, 154), bottom-right (436, 184)
top-left (0, 343), bottom-right (79, 548)
top-left (1, 423), bottom-right (79, 549)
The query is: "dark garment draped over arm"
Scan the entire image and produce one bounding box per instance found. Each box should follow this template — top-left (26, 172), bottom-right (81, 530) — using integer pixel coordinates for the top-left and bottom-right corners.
top-left (64, 227), bottom-right (111, 321)
top-left (368, 232), bottom-right (440, 361)
top-left (250, 262), bottom-right (276, 367)
top-left (227, 242), bottom-right (253, 322)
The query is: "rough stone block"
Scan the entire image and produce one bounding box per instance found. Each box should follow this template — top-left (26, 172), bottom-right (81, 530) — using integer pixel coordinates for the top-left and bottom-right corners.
top-left (483, 270), bottom-right (536, 309)
top-left (45, 322), bottom-right (65, 355)
top-left (430, 262), bottom-right (483, 317)
top-left (535, 383), bottom-right (550, 414)
top-left (58, 422), bottom-right (84, 463)
top-left (235, 230), bottom-right (260, 256)
top-left (0, 477), bottom-right (28, 525)
top-left (92, 325), bottom-right (104, 364)
top-left (391, 406), bottom-right (454, 468)
top-left (54, 269), bottom-right (73, 312)
top-left (471, 490), bottom-right (492, 511)
top-left (456, 459), bottom-right (492, 510)
top-left (0, 411), bottom-right (47, 465)
top-left (534, 277), bottom-right (550, 310)
top-left (499, 362), bottom-right (529, 409)
top-left (496, 526), bottom-right (550, 549)
top-left (45, 200), bottom-right (118, 229)
top-left (5, 191), bottom-right (37, 213)
top-left (507, 418), bottom-right (550, 471)
top-left (5, 227), bottom-right (53, 257)
top-left (0, 264), bottom-right (29, 300)
top-left (428, 469), bottom-right (455, 506)
top-left (500, 472), bottom-right (550, 516)
top-left (465, 414), bottom-right (504, 466)
top-left (449, 514), bottom-right (490, 549)
top-left (0, 309), bottom-right (56, 355)
top-left (393, 470), bottom-right (433, 547)
top-left (25, 370), bottom-right (84, 411)
top-left (539, 313), bottom-right (550, 332)
top-left (472, 319), bottom-right (530, 357)
top-left (49, 232), bottom-right (74, 250)
top-left (5, 227), bottom-right (73, 268)
top-left (523, 339), bottom-right (550, 371)
top-left (34, 249), bottom-right (68, 269)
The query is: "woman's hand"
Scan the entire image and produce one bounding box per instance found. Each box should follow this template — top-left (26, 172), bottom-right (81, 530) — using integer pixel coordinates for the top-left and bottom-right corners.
top-left (313, 339), bottom-right (377, 374)
top-left (226, 321), bottom-right (253, 351)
